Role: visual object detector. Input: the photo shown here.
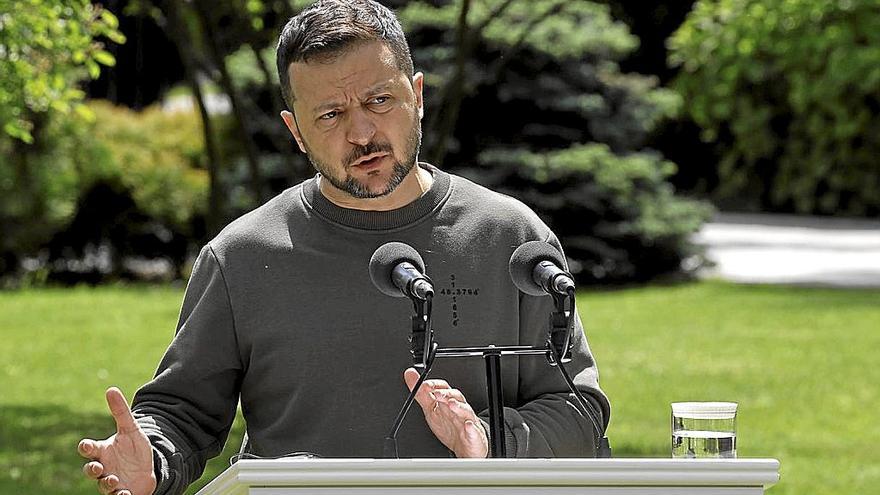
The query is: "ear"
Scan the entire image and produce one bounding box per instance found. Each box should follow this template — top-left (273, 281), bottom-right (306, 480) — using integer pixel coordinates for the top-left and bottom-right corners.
top-left (412, 72), bottom-right (425, 120)
top-left (280, 110), bottom-right (307, 153)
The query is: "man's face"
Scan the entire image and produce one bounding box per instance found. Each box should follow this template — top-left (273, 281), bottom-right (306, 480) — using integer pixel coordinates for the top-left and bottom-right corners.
top-left (281, 41), bottom-right (424, 199)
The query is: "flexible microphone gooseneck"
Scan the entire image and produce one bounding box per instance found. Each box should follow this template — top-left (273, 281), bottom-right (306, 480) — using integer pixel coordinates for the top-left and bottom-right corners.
top-left (370, 242), bottom-right (435, 370)
top-left (509, 240), bottom-right (576, 362)
top-left (508, 241), bottom-right (612, 457)
top-left (370, 242), bottom-right (438, 458)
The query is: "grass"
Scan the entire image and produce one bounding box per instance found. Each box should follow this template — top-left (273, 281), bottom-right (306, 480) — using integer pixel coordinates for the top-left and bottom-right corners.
top-left (1, 280), bottom-right (877, 493)
top-left (0, 285), bottom-right (243, 494)
top-left (580, 281), bottom-right (880, 494)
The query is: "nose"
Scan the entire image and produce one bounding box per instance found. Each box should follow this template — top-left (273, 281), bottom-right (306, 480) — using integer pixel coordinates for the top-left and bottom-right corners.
top-left (346, 107), bottom-right (376, 147)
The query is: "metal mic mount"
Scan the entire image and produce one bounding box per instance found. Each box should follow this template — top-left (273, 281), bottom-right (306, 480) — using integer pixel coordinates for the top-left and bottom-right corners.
top-left (384, 281), bottom-right (609, 458)
top-left (410, 293), bottom-right (433, 370)
top-left (548, 289), bottom-right (575, 365)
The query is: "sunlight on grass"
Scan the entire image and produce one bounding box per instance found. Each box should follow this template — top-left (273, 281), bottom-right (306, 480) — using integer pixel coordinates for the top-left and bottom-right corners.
top-left (580, 281), bottom-right (880, 494)
top-left (1, 281), bottom-right (877, 494)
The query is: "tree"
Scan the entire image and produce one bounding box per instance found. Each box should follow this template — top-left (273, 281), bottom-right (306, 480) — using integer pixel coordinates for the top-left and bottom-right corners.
top-left (669, 0), bottom-right (880, 216)
top-left (0, 0), bottom-right (124, 143)
top-left (2, 0), bottom-right (709, 285)
top-left (0, 0), bottom-right (124, 278)
top-left (221, 0), bottom-right (710, 284)
top-left (399, 0), bottom-right (711, 283)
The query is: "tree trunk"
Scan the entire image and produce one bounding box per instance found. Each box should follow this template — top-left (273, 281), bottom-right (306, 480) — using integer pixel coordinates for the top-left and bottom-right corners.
top-left (425, 0), bottom-right (520, 167)
top-left (162, 0), bottom-right (224, 236)
top-left (248, 42), bottom-right (294, 153)
top-left (425, 0), bottom-right (472, 168)
top-left (192, 0), bottom-right (266, 204)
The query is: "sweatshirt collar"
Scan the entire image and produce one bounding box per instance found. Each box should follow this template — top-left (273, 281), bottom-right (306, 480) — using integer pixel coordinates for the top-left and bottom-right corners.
top-left (301, 163), bottom-right (450, 231)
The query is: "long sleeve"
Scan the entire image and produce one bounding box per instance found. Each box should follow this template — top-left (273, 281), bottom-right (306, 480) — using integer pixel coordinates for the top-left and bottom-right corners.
top-left (477, 301), bottom-right (610, 457)
top-left (132, 245), bottom-right (244, 494)
top-left (477, 235), bottom-right (611, 458)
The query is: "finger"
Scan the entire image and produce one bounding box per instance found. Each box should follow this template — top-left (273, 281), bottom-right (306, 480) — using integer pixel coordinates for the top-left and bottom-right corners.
top-left (403, 368), bottom-right (451, 393)
top-left (106, 387), bottom-right (138, 434)
top-left (404, 370), bottom-right (456, 416)
top-left (447, 399), bottom-right (477, 418)
top-left (78, 438), bottom-right (104, 460)
top-left (82, 461), bottom-right (104, 479)
top-left (463, 420), bottom-right (488, 457)
top-left (431, 388), bottom-right (466, 403)
top-left (403, 368), bottom-right (435, 412)
top-left (434, 398), bottom-right (478, 427)
top-left (403, 367), bottom-right (421, 392)
top-left (464, 420), bottom-right (485, 440)
top-left (98, 474), bottom-right (119, 494)
top-left (422, 378), bottom-right (451, 391)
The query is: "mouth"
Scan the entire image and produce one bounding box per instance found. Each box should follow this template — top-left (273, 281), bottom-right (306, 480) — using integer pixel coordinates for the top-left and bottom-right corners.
top-left (351, 152), bottom-right (389, 169)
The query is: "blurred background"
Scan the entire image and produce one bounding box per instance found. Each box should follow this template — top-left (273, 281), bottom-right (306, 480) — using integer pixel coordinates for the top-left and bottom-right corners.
top-left (2, 0), bottom-right (879, 286)
top-left (1, 0), bottom-right (878, 494)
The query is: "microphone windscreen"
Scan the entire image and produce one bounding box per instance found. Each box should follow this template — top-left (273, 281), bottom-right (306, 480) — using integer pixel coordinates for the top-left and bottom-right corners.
top-left (369, 242), bottom-right (426, 297)
top-left (508, 240), bottom-right (567, 296)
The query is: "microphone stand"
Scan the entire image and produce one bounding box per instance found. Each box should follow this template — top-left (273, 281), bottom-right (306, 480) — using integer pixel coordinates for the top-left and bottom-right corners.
top-left (384, 289), bottom-right (610, 458)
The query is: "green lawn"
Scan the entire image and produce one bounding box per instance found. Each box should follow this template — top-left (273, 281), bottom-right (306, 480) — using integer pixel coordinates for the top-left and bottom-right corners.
top-left (1, 281), bottom-right (877, 493)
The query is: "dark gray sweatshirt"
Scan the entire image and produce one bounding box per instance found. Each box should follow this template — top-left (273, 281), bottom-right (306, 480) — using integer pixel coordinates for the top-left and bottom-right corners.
top-left (132, 165), bottom-right (611, 494)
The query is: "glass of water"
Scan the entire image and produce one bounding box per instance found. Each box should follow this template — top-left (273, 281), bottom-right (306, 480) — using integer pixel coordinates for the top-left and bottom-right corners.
top-left (671, 402), bottom-right (737, 458)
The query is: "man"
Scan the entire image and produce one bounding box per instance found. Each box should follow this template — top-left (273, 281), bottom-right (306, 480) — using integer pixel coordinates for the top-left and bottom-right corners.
top-left (77, 1), bottom-right (611, 494)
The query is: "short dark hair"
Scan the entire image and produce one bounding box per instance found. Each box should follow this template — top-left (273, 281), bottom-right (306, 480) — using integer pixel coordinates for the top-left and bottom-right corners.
top-left (276, 0), bottom-right (414, 110)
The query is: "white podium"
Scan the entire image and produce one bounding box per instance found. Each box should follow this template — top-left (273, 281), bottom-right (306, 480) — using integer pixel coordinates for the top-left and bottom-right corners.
top-left (195, 458), bottom-right (780, 495)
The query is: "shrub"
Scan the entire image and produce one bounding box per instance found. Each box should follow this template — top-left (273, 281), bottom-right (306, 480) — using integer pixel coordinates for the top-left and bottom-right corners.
top-left (669, 0), bottom-right (880, 215)
top-left (0, 100), bottom-right (210, 283)
top-left (474, 144), bottom-right (714, 284)
top-left (86, 101), bottom-right (209, 233)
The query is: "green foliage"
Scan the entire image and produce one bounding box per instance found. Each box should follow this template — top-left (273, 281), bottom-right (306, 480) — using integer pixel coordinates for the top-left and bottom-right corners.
top-left (0, 115), bottom-right (89, 275)
top-left (398, 0), bottom-right (709, 283)
top-left (669, 0), bottom-right (880, 215)
top-left (87, 101), bottom-right (209, 231)
top-left (0, 101), bottom-right (209, 279)
top-left (477, 144), bottom-right (713, 283)
top-left (400, 0), bottom-right (638, 62)
top-left (227, 45), bottom-right (278, 89)
top-left (0, 0), bottom-right (125, 143)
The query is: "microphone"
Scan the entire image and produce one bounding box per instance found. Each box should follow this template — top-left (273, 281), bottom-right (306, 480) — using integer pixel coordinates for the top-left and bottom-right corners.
top-left (508, 241), bottom-right (611, 458)
top-left (508, 241), bottom-right (575, 296)
top-left (369, 242), bottom-right (434, 300)
top-left (509, 240), bottom-right (576, 365)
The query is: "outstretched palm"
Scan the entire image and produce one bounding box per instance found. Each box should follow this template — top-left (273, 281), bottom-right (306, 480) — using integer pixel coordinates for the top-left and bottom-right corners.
top-left (78, 387), bottom-right (156, 495)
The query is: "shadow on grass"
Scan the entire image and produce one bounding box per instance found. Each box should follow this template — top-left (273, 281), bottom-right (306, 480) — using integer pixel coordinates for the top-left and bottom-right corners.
top-left (0, 404), bottom-right (244, 495)
top-left (0, 403), bottom-right (667, 492)
top-left (0, 404), bottom-right (115, 494)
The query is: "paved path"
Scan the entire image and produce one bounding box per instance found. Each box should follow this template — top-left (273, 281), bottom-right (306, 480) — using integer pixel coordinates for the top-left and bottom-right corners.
top-left (692, 213), bottom-right (880, 288)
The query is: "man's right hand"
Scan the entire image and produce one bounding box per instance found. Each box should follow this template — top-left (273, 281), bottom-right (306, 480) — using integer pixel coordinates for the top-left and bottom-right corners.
top-left (78, 387), bottom-right (157, 495)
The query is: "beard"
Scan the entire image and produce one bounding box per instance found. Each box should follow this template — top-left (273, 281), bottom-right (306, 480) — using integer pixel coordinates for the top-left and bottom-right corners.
top-left (305, 120), bottom-right (422, 199)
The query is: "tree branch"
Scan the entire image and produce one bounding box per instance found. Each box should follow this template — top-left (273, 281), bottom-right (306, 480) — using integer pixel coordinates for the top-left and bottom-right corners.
top-left (490, 0), bottom-right (568, 85)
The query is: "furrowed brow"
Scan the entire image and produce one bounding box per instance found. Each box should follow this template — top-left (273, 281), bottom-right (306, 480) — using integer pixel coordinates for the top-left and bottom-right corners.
top-left (313, 100), bottom-right (344, 115)
top-left (364, 82), bottom-right (393, 95)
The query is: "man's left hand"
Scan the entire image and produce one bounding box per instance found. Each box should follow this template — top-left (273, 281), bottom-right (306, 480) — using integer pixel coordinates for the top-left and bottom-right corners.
top-left (403, 368), bottom-right (489, 458)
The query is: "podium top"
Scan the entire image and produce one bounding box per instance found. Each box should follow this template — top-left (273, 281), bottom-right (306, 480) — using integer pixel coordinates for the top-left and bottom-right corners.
top-left (197, 458), bottom-right (780, 495)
